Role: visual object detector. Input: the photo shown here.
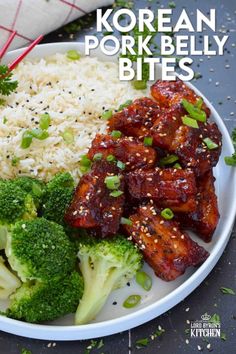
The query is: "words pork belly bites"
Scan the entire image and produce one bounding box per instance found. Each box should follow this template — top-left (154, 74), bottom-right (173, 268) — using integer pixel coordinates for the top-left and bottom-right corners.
top-left (151, 78), bottom-right (211, 117)
top-left (123, 204), bottom-right (209, 281)
top-left (108, 97), bottom-right (161, 138)
top-left (64, 161), bottom-right (125, 237)
top-left (126, 167), bottom-right (197, 212)
top-left (177, 170), bottom-right (220, 243)
top-left (87, 134), bottom-right (157, 171)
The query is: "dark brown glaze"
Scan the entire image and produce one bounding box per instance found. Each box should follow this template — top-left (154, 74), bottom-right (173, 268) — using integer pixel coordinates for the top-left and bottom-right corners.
top-left (151, 110), bottom-right (222, 176)
top-left (108, 97), bottom-right (161, 138)
top-left (171, 122), bottom-right (222, 176)
top-left (64, 161), bottom-right (125, 237)
top-left (126, 167), bottom-right (197, 212)
top-left (87, 134), bottom-right (157, 171)
top-left (177, 170), bottom-right (219, 242)
top-left (151, 78), bottom-right (211, 117)
top-left (123, 204), bottom-right (209, 281)
top-left (151, 104), bottom-right (185, 150)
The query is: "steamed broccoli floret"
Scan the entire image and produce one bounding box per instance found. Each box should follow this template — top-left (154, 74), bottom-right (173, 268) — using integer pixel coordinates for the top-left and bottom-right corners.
top-left (0, 256), bottom-right (21, 299)
top-left (7, 271), bottom-right (83, 323)
top-left (75, 235), bottom-right (142, 325)
top-left (13, 176), bottom-right (45, 209)
top-left (0, 179), bottom-right (37, 227)
top-left (41, 172), bottom-right (74, 224)
top-left (6, 218), bottom-right (76, 282)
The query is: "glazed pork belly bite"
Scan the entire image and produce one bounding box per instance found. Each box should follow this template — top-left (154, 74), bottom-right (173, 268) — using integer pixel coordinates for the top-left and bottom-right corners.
top-left (151, 78), bottom-right (211, 117)
top-left (177, 170), bottom-right (220, 242)
top-left (108, 97), bottom-right (161, 138)
top-left (87, 134), bottom-right (157, 171)
top-left (126, 167), bottom-right (197, 213)
top-left (150, 79), bottom-right (222, 176)
top-left (64, 160), bottom-right (125, 237)
top-left (150, 105), bottom-right (222, 176)
top-left (123, 204), bottom-right (209, 281)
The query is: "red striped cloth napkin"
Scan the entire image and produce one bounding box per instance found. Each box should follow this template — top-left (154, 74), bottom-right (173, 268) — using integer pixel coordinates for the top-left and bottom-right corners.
top-left (0, 0), bottom-right (114, 50)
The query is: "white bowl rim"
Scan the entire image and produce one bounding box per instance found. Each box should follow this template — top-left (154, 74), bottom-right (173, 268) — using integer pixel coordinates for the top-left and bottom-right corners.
top-left (0, 42), bottom-right (236, 340)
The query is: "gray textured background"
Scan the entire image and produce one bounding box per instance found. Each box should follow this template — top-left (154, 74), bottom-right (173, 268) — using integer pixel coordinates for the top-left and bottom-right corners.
top-left (0, 0), bottom-right (236, 353)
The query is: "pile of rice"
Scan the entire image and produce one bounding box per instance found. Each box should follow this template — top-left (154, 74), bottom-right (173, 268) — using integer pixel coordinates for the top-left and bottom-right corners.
top-left (0, 53), bottom-right (147, 182)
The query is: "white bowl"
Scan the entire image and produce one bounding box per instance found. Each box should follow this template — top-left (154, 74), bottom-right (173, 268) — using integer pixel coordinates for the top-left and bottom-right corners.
top-left (0, 42), bottom-right (236, 341)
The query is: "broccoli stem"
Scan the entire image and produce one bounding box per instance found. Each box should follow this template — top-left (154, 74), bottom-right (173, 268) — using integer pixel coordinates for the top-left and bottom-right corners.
top-left (75, 256), bottom-right (122, 325)
top-left (0, 256), bottom-right (21, 299)
top-left (0, 226), bottom-right (7, 250)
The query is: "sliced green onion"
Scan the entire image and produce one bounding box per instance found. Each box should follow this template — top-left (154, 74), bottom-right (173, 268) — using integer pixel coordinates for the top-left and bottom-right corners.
top-left (161, 208), bottom-right (174, 220)
top-left (67, 50), bottom-right (81, 60)
top-left (168, 1), bottom-right (176, 8)
top-left (3, 116), bottom-right (7, 124)
top-left (61, 129), bottom-right (74, 144)
top-left (203, 137), bottom-right (219, 150)
top-left (173, 162), bottom-right (182, 169)
top-left (11, 157), bottom-right (20, 166)
top-left (39, 113), bottom-right (51, 130)
top-left (104, 175), bottom-right (120, 190)
top-left (117, 160), bottom-right (126, 170)
top-left (182, 99), bottom-right (206, 122)
top-left (106, 154), bottom-right (116, 162)
top-left (132, 80), bottom-right (147, 90)
top-left (182, 115), bottom-right (199, 129)
top-left (21, 131), bottom-right (33, 149)
top-left (103, 31), bottom-right (113, 36)
top-left (220, 287), bottom-right (235, 295)
top-left (123, 295), bottom-right (141, 308)
top-left (118, 100), bottom-right (132, 111)
top-left (101, 110), bottom-right (113, 120)
top-left (93, 153), bottom-right (103, 161)
top-left (159, 154), bottom-right (179, 166)
top-left (224, 154), bottom-right (236, 166)
top-left (79, 165), bottom-right (90, 174)
top-left (196, 98), bottom-right (203, 109)
top-left (135, 338), bottom-right (149, 349)
top-left (136, 271), bottom-right (152, 291)
top-left (110, 190), bottom-right (123, 198)
top-left (120, 217), bottom-right (132, 226)
top-left (31, 128), bottom-right (49, 140)
top-left (111, 130), bottom-right (122, 139)
top-left (80, 155), bottom-right (92, 167)
top-left (144, 136), bottom-right (153, 146)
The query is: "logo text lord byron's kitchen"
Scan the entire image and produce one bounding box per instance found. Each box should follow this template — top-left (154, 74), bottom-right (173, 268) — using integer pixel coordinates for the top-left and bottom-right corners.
top-left (190, 313), bottom-right (221, 338)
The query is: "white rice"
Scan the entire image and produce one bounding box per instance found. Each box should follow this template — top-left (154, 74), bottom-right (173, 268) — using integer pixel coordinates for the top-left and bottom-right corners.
top-left (0, 53), bottom-right (147, 182)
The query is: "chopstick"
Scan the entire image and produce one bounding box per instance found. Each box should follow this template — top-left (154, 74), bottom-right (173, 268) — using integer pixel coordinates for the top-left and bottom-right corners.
top-left (0, 31), bottom-right (17, 59)
top-left (8, 34), bottom-right (43, 72)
